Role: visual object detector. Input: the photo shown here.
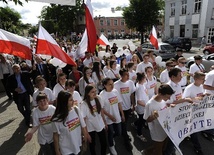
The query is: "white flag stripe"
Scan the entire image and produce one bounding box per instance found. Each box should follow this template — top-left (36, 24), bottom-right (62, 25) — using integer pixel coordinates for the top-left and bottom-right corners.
top-left (86, 0), bottom-right (93, 17)
top-left (152, 26), bottom-right (157, 39)
top-left (99, 34), bottom-right (111, 45)
top-left (76, 29), bottom-right (88, 58)
top-left (0, 29), bottom-right (30, 48)
top-left (30, 0), bottom-right (76, 6)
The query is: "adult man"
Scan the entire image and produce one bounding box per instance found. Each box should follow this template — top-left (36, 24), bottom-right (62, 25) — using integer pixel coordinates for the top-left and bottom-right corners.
top-left (7, 64), bottom-right (34, 127)
top-left (0, 54), bottom-right (13, 99)
top-left (114, 68), bottom-right (136, 151)
top-left (159, 61), bottom-right (174, 84)
top-left (136, 53), bottom-right (153, 73)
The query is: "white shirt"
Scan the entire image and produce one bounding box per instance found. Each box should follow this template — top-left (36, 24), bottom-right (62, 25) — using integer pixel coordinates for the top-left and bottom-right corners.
top-left (167, 80), bottom-right (183, 104)
top-left (103, 66), bottom-right (110, 75)
top-left (144, 98), bottom-right (167, 142)
top-left (53, 83), bottom-right (65, 99)
top-left (204, 70), bottom-right (214, 95)
top-left (145, 76), bottom-right (157, 99)
top-left (72, 91), bottom-right (82, 107)
top-left (176, 65), bottom-right (188, 87)
top-left (183, 83), bottom-right (204, 98)
top-left (32, 105), bottom-right (55, 145)
top-left (136, 62), bottom-right (153, 73)
top-left (128, 70), bottom-right (137, 82)
top-left (135, 83), bottom-right (149, 114)
top-left (189, 63), bottom-right (205, 82)
top-left (114, 80), bottom-right (136, 110)
top-left (83, 57), bottom-right (93, 67)
top-left (92, 71), bottom-right (105, 90)
top-left (80, 97), bottom-right (105, 132)
top-left (106, 68), bottom-right (120, 79)
top-left (99, 89), bottom-right (122, 125)
top-left (52, 107), bottom-right (86, 155)
top-left (32, 87), bottom-right (55, 107)
top-left (160, 69), bottom-right (170, 84)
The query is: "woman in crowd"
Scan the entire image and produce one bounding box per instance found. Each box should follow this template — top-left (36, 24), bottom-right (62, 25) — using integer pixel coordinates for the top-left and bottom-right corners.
top-left (119, 57), bottom-right (127, 70)
top-left (92, 61), bottom-right (105, 93)
top-left (131, 54), bottom-right (141, 71)
top-left (99, 77), bottom-right (125, 155)
top-left (131, 72), bottom-right (148, 142)
top-left (127, 62), bottom-right (137, 83)
top-left (103, 58), bottom-right (111, 75)
top-left (105, 45), bottom-right (112, 55)
top-left (80, 85), bottom-right (107, 155)
top-left (78, 66), bottom-right (95, 97)
top-left (106, 60), bottom-right (120, 82)
top-left (145, 66), bottom-right (158, 99)
top-left (65, 79), bottom-right (82, 107)
top-left (51, 91), bottom-right (90, 155)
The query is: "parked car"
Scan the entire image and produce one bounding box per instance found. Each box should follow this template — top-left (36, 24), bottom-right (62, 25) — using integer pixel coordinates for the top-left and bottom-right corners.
top-left (203, 44), bottom-right (214, 55)
top-left (163, 37), bottom-right (192, 51)
top-left (141, 42), bottom-right (176, 60)
top-left (186, 54), bottom-right (214, 72)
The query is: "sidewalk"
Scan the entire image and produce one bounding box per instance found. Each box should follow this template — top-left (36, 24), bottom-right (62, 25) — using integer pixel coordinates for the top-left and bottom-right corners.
top-left (0, 92), bottom-right (39, 155)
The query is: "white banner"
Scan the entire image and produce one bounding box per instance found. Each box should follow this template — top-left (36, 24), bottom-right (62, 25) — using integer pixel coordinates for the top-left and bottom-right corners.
top-left (158, 95), bottom-right (214, 155)
top-left (30, 0), bottom-right (76, 6)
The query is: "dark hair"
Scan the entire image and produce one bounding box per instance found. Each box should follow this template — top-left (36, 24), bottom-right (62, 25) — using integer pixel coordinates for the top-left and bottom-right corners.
top-left (193, 71), bottom-right (205, 79)
top-left (57, 73), bottom-right (66, 83)
top-left (102, 77), bottom-right (113, 90)
top-left (119, 68), bottom-right (128, 76)
top-left (158, 84), bottom-right (174, 95)
top-left (145, 66), bottom-right (153, 73)
top-left (51, 91), bottom-right (72, 125)
top-left (168, 68), bottom-right (182, 78)
top-left (110, 60), bottom-right (116, 68)
top-left (92, 61), bottom-right (102, 81)
top-left (65, 79), bottom-right (75, 87)
top-left (83, 66), bottom-right (91, 84)
top-left (83, 85), bottom-right (101, 115)
top-left (127, 62), bottom-right (134, 69)
top-left (194, 55), bottom-right (202, 60)
top-left (120, 57), bottom-right (126, 69)
top-left (105, 45), bottom-right (111, 52)
top-left (166, 60), bottom-right (174, 67)
top-left (136, 72), bottom-right (146, 82)
top-left (36, 92), bottom-right (48, 102)
top-left (143, 53), bottom-right (149, 58)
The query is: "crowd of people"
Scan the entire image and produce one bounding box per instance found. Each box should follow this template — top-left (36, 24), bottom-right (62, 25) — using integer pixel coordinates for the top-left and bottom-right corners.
top-left (0, 42), bottom-right (214, 155)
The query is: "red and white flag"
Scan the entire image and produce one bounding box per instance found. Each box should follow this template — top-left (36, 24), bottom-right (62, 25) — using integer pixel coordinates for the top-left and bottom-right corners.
top-left (36, 24), bottom-right (76, 66)
top-left (97, 34), bottom-right (111, 46)
top-left (150, 26), bottom-right (159, 50)
top-left (76, 0), bottom-right (97, 58)
top-left (33, 34), bottom-right (38, 42)
top-left (0, 29), bottom-right (32, 60)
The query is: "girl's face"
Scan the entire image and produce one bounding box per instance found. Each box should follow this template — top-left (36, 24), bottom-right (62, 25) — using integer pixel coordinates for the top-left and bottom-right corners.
top-left (68, 96), bottom-right (74, 109)
top-left (66, 85), bottom-right (75, 93)
top-left (37, 98), bottom-right (49, 111)
top-left (59, 76), bottom-right (66, 85)
top-left (85, 69), bottom-right (92, 77)
top-left (88, 87), bottom-right (97, 99)
top-left (146, 68), bottom-right (154, 76)
top-left (112, 62), bottom-right (117, 69)
top-left (104, 80), bottom-right (114, 92)
top-left (38, 80), bottom-right (46, 90)
top-left (122, 59), bottom-right (127, 65)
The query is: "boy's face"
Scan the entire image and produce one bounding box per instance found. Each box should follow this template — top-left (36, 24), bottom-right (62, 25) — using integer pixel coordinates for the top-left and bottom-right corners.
top-left (162, 94), bottom-right (172, 101)
top-left (195, 76), bottom-right (205, 85)
top-left (37, 98), bottom-right (49, 111)
top-left (38, 81), bottom-right (46, 90)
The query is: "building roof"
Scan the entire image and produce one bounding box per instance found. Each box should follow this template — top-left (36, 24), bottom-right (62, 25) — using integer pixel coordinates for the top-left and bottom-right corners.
top-left (93, 9), bottom-right (123, 18)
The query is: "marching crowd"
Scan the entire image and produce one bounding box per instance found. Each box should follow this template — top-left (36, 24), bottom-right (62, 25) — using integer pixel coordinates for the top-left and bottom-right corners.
top-left (0, 43), bottom-right (214, 155)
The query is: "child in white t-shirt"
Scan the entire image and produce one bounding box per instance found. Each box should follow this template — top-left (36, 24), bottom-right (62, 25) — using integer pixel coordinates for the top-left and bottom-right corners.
top-left (25, 93), bottom-right (56, 155)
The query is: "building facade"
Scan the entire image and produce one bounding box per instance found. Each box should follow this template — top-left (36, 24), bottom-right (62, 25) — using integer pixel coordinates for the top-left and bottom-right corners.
top-left (164, 0), bottom-right (214, 43)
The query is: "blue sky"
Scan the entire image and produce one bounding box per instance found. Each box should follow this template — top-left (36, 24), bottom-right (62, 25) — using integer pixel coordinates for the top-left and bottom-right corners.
top-left (0, 0), bottom-right (129, 25)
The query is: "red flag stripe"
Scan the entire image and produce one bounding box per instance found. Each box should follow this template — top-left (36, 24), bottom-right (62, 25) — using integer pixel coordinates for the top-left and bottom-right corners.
top-left (150, 35), bottom-right (159, 50)
top-left (36, 39), bottom-right (76, 66)
top-left (97, 38), bottom-right (107, 46)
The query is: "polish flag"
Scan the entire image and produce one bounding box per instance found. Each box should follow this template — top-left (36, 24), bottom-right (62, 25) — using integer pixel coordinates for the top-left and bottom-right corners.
top-left (97, 34), bottom-right (111, 46)
top-left (36, 24), bottom-right (76, 66)
top-left (0, 29), bottom-right (32, 60)
top-left (33, 34), bottom-right (38, 42)
top-left (150, 26), bottom-right (159, 50)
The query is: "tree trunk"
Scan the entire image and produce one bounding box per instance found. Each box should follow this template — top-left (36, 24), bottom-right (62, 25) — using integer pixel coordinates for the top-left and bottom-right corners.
top-left (141, 31), bottom-right (144, 44)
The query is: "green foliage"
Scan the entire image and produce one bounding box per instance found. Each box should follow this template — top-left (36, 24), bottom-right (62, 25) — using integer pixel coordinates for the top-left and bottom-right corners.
top-left (0, 0), bottom-right (28, 6)
top-left (39, 0), bottom-right (84, 35)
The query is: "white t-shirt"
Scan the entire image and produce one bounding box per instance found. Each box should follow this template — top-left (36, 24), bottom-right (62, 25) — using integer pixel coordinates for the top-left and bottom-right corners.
top-left (103, 66), bottom-right (110, 75)
top-left (176, 65), bottom-right (188, 87)
top-left (72, 91), bottom-right (82, 107)
top-left (189, 63), bottom-right (205, 82)
top-left (135, 83), bottom-right (149, 114)
top-left (83, 57), bottom-right (93, 67)
top-left (80, 97), bottom-right (105, 132)
top-left (114, 80), bottom-right (136, 110)
top-left (99, 89), bottom-right (122, 125)
top-left (204, 70), bottom-right (214, 95)
top-left (106, 68), bottom-right (120, 79)
top-left (32, 87), bottom-right (55, 107)
top-left (136, 62), bottom-right (153, 73)
top-left (143, 98), bottom-right (167, 142)
top-left (52, 107), bottom-right (86, 155)
top-left (160, 69), bottom-right (170, 84)
top-left (53, 83), bottom-right (65, 99)
top-left (92, 71), bottom-right (105, 90)
top-left (32, 105), bottom-right (56, 145)
top-left (145, 76), bottom-right (157, 99)
top-left (183, 83), bottom-right (204, 98)
top-left (129, 70), bottom-right (137, 82)
top-left (167, 80), bottom-right (183, 104)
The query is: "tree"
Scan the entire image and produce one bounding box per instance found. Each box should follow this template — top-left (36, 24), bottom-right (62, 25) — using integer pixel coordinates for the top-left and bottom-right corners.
top-left (39, 0), bottom-right (84, 36)
top-left (0, 0), bottom-right (28, 6)
top-left (123, 0), bottom-right (161, 44)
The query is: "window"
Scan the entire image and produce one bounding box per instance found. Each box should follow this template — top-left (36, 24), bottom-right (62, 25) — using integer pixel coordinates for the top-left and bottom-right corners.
top-left (181, 0), bottom-right (187, 15)
top-left (121, 19), bottom-right (125, 26)
top-left (114, 30), bottom-right (118, 35)
top-left (100, 19), bottom-right (104, 26)
top-left (170, 3), bottom-right (175, 16)
top-left (121, 30), bottom-right (125, 34)
top-left (207, 27), bottom-right (214, 43)
top-left (212, 8), bottom-right (214, 19)
top-left (192, 24), bottom-right (198, 38)
top-left (194, 0), bottom-right (201, 13)
top-left (100, 29), bottom-right (105, 33)
top-left (180, 25), bottom-right (185, 37)
top-left (114, 20), bottom-right (118, 26)
top-left (107, 30), bottom-right (111, 35)
top-left (106, 19), bottom-right (111, 26)
top-left (170, 26), bottom-right (174, 37)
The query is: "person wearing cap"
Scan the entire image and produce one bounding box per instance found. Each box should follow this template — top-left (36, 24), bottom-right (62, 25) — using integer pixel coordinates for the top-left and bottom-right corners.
top-left (189, 55), bottom-right (205, 83)
top-left (174, 48), bottom-right (184, 62)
